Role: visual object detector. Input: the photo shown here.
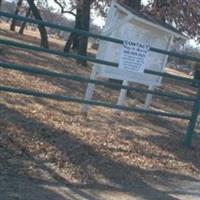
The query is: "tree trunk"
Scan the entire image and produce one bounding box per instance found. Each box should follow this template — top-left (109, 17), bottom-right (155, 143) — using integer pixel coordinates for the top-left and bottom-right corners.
top-left (19, 7), bottom-right (31, 34)
top-left (77, 0), bottom-right (91, 66)
top-left (72, 7), bottom-right (82, 50)
top-left (10, 0), bottom-right (23, 31)
top-left (26, 0), bottom-right (49, 48)
top-left (64, 7), bottom-right (82, 52)
top-left (64, 33), bottom-right (75, 52)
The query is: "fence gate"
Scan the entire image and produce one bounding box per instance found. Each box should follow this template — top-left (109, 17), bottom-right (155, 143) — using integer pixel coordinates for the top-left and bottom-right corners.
top-left (0, 10), bottom-right (200, 147)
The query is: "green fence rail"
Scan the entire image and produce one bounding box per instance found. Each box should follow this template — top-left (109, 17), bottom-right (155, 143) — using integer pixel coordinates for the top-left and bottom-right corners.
top-left (0, 86), bottom-right (191, 120)
top-left (1, 10), bottom-right (200, 63)
top-left (0, 62), bottom-right (195, 102)
top-left (0, 38), bottom-right (195, 84)
top-left (0, 11), bottom-right (200, 147)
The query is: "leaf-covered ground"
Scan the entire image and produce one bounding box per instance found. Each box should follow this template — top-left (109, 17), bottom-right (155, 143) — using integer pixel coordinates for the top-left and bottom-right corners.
top-left (0, 22), bottom-right (200, 199)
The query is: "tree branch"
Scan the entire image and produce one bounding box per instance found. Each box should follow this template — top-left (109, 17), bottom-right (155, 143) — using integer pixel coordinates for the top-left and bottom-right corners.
top-left (53, 0), bottom-right (76, 16)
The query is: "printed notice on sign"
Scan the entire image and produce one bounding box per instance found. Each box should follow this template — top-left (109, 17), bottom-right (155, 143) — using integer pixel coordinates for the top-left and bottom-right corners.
top-left (119, 40), bottom-right (149, 73)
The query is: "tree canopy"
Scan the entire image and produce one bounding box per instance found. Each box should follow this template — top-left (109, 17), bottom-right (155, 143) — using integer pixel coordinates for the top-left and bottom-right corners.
top-left (4, 0), bottom-right (200, 59)
top-left (144, 0), bottom-right (200, 41)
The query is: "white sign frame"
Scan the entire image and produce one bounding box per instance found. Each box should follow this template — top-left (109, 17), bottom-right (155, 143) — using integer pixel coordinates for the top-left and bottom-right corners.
top-left (80, 1), bottom-right (177, 113)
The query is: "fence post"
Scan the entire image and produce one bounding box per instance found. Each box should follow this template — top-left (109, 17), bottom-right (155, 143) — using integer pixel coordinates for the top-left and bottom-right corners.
top-left (81, 66), bottom-right (97, 114)
top-left (117, 80), bottom-right (129, 106)
top-left (144, 85), bottom-right (155, 110)
top-left (184, 85), bottom-right (200, 147)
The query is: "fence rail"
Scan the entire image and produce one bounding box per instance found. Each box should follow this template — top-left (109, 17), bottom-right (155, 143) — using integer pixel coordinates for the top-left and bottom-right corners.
top-left (0, 11), bottom-right (200, 147)
top-left (0, 86), bottom-right (191, 120)
top-left (0, 62), bottom-right (195, 102)
top-left (1, 10), bottom-right (200, 63)
top-left (0, 38), bottom-right (196, 84)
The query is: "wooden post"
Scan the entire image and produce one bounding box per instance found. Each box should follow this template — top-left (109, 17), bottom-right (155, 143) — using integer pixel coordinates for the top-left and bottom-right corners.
top-left (80, 5), bottom-right (117, 113)
top-left (81, 66), bottom-right (98, 113)
top-left (117, 80), bottom-right (129, 106)
top-left (144, 85), bottom-right (155, 109)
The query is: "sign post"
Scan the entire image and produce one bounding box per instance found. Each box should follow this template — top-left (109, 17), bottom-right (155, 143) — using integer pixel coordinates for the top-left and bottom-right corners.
top-left (81, 40), bottom-right (152, 114)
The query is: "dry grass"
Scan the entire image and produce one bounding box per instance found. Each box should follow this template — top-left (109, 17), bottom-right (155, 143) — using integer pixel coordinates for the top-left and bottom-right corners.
top-left (0, 22), bottom-right (200, 190)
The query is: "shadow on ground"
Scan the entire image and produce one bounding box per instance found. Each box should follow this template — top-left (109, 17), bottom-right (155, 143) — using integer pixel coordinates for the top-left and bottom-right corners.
top-left (1, 104), bottom-right (200, 200)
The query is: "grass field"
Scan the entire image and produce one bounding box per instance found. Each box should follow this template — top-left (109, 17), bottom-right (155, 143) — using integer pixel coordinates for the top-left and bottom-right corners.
top-left (0, 22), bottom-right (200, 200)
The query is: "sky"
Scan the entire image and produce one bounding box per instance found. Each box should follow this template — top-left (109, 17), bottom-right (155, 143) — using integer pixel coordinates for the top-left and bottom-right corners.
top-left (46, 0), bottom-right (149, 27)
top-left (6, 0), bottom-right (152, 27)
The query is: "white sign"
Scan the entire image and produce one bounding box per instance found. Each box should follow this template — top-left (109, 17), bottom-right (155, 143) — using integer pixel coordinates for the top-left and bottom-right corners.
top-left (119, 40), bottom-right (149, 73)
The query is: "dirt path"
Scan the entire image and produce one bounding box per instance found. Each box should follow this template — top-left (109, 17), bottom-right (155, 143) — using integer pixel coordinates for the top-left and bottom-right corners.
top-left (1, 153), bottom-right (200, 200)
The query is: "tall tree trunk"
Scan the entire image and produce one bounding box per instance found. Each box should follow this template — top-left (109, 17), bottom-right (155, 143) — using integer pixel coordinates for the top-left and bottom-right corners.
top-left (10, 0), bottom-right (23, 31)
top-left (26, 0), bottom-right (49, 48)
top-left (19, 7), bottom-right (31, 34)
top-left (64, 7), bottom-right (82, 52)
top-left (64, 33), bottom-right (75, 52)
top-left (77, 0), bottom-right (91, 66)
top-left (72, 7), bottom-right (82, 50)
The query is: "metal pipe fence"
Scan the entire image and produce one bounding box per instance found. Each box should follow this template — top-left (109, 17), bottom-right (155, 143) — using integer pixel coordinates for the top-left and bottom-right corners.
top-left (0, 11), bottom-right (200, 146)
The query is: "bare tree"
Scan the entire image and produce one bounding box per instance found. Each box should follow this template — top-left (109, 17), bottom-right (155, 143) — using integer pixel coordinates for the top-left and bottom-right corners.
top-left (63, 6), bottom-right (82, 52)
top-left (77, 0), bottom-right (91, 66)
top-left (10, 0), bottom-right (23, 31)
top-left (26, 0), bottom-right (49, 48)
top-left (19, 7), bottom-right (31, 34)
top-left (53, 0), bottom-right (80, 52)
